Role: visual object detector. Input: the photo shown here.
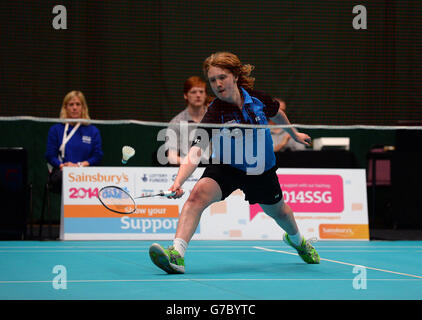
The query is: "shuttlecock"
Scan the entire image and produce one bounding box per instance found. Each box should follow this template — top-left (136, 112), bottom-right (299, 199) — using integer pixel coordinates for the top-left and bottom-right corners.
top-left (122, 146), bottom-right (135, 164)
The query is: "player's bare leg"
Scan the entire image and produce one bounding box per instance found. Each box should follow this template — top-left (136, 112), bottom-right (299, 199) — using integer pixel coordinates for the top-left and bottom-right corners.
top-left (260, 199), bottom-right (299, 235)
top-left (260, 199), bottom-right (320, 264)
top-left (175, 177), bottom-right (222, 242)
top-left (149, 178), bottom-right (222, 273)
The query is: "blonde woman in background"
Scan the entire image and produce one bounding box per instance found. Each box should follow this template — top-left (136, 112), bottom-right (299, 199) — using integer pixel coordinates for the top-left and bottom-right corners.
top-left (45, 90), bottom-right (103, 192)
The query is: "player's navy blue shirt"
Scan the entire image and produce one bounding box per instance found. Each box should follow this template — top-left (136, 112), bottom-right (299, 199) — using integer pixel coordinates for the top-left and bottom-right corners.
top-left (197, 87), bottom-right (279, 174)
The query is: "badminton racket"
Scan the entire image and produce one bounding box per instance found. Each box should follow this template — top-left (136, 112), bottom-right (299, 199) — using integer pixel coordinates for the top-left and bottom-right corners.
top-left (97, 185), bottom-right (175, 214)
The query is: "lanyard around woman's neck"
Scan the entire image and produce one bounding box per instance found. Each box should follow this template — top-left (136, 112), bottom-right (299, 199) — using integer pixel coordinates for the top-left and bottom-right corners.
top-left (59, 122), bottom-right (81, 160)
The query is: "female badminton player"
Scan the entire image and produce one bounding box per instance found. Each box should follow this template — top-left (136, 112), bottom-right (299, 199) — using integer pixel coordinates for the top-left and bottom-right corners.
top-left (149, 52), bottom-right (320, 274)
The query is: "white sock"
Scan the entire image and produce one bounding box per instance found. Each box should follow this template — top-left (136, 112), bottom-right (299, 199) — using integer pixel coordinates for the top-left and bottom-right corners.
top-left (173, 238), bottom-right (188, 257)
top-left (288, 231), bottom-right (303, 247)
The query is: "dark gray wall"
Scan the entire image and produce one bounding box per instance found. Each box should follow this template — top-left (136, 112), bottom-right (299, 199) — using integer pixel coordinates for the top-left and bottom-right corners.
top-left (1, 1), bottom-right (421, 124)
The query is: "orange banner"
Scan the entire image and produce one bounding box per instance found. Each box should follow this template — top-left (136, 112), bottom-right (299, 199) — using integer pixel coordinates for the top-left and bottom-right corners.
top-left (319, 224), bottom-right (369, 239)
top-left (64, 204), bottom-right (179, 218)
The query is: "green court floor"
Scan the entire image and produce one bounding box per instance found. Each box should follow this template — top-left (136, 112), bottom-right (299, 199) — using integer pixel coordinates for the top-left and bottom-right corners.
top-left (0, 240), bottom-right (421, 300)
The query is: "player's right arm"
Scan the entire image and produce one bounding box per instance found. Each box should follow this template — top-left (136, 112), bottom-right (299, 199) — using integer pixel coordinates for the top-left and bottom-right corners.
top-left (168, 145), bottom-right (202, 198)
top-left (167, 149), bottom-right (181, 165)
top-left (169, 106), bottom-right (215, 199)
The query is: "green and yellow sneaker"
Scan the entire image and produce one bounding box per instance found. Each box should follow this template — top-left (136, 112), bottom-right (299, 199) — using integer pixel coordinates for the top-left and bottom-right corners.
top-left (283, 234), bottom-right (320, 264)
top-left (149, 243), bottom-right (185, 274)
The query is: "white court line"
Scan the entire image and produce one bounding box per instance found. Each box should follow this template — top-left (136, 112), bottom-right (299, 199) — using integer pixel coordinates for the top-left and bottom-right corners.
top-left (254, 246), bottom-right (422, 279)
top-left (1, 278), bottom-right (421, 284)
top-left (0, 243), bottom-right (422, 251)
top-left (0, 250), bottom-right (266, 253)
top-left (1, 245), bottom-right (422, 249)
top-left (0, 249), bottom-right (417, 254)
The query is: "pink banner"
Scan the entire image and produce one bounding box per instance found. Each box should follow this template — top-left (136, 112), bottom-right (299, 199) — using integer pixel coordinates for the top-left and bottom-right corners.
top-left (250, 174), bottom-right (344, 220)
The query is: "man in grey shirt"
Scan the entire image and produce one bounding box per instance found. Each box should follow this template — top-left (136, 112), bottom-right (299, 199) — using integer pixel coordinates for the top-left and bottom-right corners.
top-left (166, 76), bottom-right (210, 164)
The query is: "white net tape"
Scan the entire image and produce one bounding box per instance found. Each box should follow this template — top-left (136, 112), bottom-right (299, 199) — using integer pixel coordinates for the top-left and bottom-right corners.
top-left (1, 116), bottom-right (422, 130)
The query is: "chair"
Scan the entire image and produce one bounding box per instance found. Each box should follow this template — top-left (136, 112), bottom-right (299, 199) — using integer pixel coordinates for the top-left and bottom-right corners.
top-left (366, 145), bottom-right (394, 228)
top-left (367, 146), bottom-right (392, 186)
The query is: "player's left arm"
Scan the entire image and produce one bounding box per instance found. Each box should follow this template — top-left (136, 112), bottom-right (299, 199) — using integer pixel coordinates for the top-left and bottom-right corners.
top-left (269, 111), bottom-right (311, 146)
top-left (252, 90), bottom-right (311, 146)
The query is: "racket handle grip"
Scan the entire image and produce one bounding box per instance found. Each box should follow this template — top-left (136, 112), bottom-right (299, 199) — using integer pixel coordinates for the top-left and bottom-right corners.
top-left (161, 190), bottom-right (176, 197)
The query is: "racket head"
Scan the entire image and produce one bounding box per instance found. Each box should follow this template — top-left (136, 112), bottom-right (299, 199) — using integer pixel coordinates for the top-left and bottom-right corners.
top-left (97, 186), bottom-right (136, 214)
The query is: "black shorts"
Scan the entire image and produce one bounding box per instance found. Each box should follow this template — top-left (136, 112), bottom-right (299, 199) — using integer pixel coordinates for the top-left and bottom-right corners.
top-left (200, 164), bottom-right (283, 205)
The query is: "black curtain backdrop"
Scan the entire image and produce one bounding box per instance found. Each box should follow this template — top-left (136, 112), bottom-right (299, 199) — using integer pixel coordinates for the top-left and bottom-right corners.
top-left (1, 0), bottom-right (421, 125)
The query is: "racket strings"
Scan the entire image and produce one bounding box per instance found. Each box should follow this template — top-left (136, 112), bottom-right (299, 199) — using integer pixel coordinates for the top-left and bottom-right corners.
top-left (98, 187), bottom-right (136, 214)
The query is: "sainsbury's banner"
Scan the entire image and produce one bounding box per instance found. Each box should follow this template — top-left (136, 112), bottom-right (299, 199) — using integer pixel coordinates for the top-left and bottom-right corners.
top-left (60, 167), bottom-right (369, 240)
